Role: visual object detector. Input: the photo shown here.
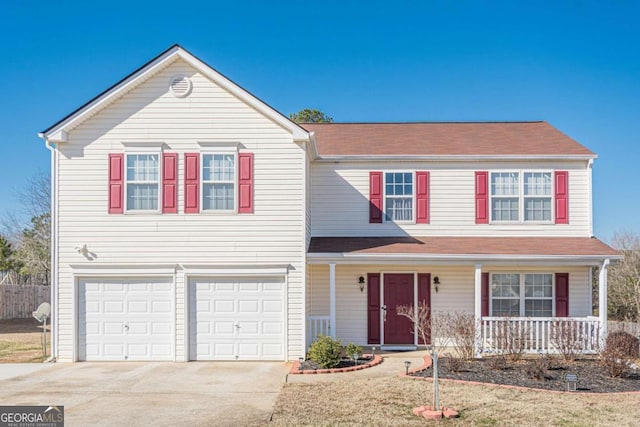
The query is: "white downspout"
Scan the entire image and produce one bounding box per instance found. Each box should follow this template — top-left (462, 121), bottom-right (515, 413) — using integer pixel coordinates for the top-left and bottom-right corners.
top-left (40, 134), bottom-right (57, 362)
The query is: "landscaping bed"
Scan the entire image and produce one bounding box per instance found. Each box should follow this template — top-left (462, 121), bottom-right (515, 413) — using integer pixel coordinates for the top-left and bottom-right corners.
top-left (411, 356), bottom-right (640, 393)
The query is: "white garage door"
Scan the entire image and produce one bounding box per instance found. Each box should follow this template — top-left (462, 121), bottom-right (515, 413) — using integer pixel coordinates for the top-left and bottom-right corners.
top-left (78, 278), bottom-right (173, 361)
top-left (189, 277), bottom-right (285, 361)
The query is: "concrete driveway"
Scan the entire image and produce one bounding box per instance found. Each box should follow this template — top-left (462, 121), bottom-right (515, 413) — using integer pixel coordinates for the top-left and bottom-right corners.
top-left (0, 362), bottom-right (289, 426)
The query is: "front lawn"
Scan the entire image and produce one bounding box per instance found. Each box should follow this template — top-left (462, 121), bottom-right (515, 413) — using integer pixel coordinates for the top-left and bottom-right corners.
top-left (269, 375), bottom-right (640, 426)
top-left (0, 318), bottom-right (48, 363)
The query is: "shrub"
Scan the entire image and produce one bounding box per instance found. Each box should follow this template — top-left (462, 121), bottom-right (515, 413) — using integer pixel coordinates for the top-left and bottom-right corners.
top-left (487, 355), bottom-right (507, 370)
top-left (549, 321), bottom-right (584, 363)
top-left (307, 335), bottom-right (342, 368)
top-left (525, 354), bottom-right (551, 380)
top-left (344, 343), bottom-right (363, 360)
top-left (606, 331), bottom-right (640, 359)
top-left (447, 356), bottom-right (465, 372)
top-left (492, 318), bottom-right (529, 362)
top-left (445, 312), bottom-right (476, 360)
top-left (599, 332), bottom-right (638, 378)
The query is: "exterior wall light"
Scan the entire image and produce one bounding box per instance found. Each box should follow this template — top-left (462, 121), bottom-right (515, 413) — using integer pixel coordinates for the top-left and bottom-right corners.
top-left (358, 276), bottom-right (365, 292)
top-left (433, 276), bottom-right (441, 292)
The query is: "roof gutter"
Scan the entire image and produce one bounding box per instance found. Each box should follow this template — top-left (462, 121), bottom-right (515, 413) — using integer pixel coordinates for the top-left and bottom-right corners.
top-left (314, 154), bottom-right (597, 162)
top-left (39, 132), bottom-right (58, 362)
top-left (307, 252), bottom-right (622, 265)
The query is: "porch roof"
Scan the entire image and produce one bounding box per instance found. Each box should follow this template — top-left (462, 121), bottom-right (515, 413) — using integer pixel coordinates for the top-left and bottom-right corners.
top-left (307, 236), bottom-right (620, 264)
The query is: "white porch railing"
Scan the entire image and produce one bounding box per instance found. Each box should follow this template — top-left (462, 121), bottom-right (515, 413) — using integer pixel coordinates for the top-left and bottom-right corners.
top-left (480, 317), bottom-right (602, 355)
top-left (307, 316), bottom-right (331, 348)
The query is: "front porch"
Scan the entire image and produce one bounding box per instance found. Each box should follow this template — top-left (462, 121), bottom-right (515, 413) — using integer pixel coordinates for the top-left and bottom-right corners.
top-left (305, 236), bottom-right (620, 356)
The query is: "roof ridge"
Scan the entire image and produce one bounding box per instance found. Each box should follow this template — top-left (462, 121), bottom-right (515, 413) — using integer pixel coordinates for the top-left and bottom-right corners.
top-left (301, 121), bottom-right (546, 124)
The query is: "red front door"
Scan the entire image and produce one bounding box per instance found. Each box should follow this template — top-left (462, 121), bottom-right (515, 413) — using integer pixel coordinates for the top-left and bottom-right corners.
top-left (383, 274), bottom-right (415, 345)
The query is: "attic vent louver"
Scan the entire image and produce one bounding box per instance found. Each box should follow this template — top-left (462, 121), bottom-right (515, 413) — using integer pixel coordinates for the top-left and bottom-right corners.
top-left (169, 75), bottom-right (192, 98)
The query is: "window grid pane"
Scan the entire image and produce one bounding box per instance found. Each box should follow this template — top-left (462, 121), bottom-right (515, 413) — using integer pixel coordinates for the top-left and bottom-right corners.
top-left (524, 197), bottom-right (552, 221)
top-left (491, 172), bottom-right (519, 196)
top-left (202, 154), bottom-right (236, 211)
top-left (524, 172), bottom-right (551, 196)
top-left (384, 172), bottom-right (413, 221)
top-left (126, 154), bottom-right (159, 211)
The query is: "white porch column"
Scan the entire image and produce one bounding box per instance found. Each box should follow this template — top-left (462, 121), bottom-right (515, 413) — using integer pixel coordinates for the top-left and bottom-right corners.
top-left (329, 263), bottom-right (336, 339)
top-left (598, 259), bottom-right (610, 346)
top-left (474, 264), bottom-right (483, 357)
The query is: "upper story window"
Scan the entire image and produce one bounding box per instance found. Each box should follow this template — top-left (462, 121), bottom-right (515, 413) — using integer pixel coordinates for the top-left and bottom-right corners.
top-left (490, 171), bottom-right (552, 223)
top-left (202, 153), bottom-right (235, 211)
top-left (491, 273), bottom-right (553, 317)
top-left (126, 154), bottom-right (159, 211)
top-left (384, 172), bottom-right (413, 222)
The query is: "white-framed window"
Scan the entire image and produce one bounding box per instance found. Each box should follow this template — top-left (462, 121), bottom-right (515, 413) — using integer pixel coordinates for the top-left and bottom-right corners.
top-left (126, 153), bottom-right (160, 211)
top-left (384, 172), bottom-right (413, 222)
top-left (202, 153), bottom-right (236, 211)
top-left (491, 273), bottom-right (554, 317)
top-left (490, 171), bottom-right (552, 223)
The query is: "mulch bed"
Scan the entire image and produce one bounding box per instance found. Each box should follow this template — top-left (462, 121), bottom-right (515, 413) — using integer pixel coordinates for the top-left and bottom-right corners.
top-left (411, 357), bottom-right (640, 393)
top-left (299, 356), bottom-right (373, 371)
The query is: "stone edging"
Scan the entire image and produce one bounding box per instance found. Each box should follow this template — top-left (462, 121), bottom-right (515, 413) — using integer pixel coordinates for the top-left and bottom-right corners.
top-left (289, 354), bottom-right (383, 375)
top-left (400, 355), bottom-right (640, 395)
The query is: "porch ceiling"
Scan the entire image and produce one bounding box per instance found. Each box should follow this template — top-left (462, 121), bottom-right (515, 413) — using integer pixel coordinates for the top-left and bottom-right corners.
top-left (307, 236), bottom-right (620, 263)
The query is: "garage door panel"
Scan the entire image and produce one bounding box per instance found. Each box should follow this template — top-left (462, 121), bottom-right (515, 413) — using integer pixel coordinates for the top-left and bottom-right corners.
top-left (79, 278), bottom-right (173, 361)
top-left (189, 277), bottom-right (284, 361)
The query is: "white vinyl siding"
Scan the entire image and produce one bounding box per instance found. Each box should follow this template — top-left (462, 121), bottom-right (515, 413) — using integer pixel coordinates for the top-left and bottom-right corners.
top-left (311, 163), bottom-right (590, 237)
top-left (55, 59), bottom-right (305, 361)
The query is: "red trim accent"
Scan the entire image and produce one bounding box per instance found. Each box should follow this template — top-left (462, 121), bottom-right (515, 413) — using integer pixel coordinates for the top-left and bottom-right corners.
top-left (416, 171), bottom-right (430, 224)
top-left (555, 171), bottom-right (569, 224)
top-left (481, 272), bottom-right (490, 317)
top-left (367, 273), bottom-right (381, 344)
top-left (417, 273), bottom-right (431, 344)
top-left (162, 153), bottom-right (178, 213)
top-left (108, 153), bottom-right (124, 214)
top-left (475, 171), bottom-right (489, 224)
top-left (369, 172), bottom-right (383, 223)
top-left (555, 273), bottom-right (569, 317)
top-left (238, 152), bottom-right (254, 213)
top-left (184, 153), bottom-right (199, 213)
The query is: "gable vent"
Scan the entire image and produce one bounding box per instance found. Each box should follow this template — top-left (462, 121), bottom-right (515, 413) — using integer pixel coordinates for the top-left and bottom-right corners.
top-left (169, 75), bottom-right (192, 98)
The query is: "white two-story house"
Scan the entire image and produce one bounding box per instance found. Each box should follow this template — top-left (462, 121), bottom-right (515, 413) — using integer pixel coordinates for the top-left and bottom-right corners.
top-left (39, 45), bottom-right (620, 362)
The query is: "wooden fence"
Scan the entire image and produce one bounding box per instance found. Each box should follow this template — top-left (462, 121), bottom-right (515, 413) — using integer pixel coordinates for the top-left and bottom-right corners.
top-left (0, 284), bottom-right (50, 320)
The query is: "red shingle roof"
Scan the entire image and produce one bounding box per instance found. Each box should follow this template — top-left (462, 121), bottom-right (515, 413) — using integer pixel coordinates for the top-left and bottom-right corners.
top-left (308, 236), bottom-right (619, 257)
top-left (302, 122), bottom-right (594, 157)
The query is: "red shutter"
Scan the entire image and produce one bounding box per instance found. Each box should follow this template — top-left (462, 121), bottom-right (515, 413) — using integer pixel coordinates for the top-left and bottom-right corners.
top-left (555, 273), bottom-right (569, 317)
top-left (184, 153), bottom-right (199, 213)
top-left (416, 171), bottom-right (430, 224)
top-left (162, 153), bottom-right (177, 213)
top-left (367, 273), bottom-right (381, 344)
top-left (555, 171), bottom-right (569, 224)
top-left (475, 171), bottom-right (489, 224)
top-left (108, 153), bottom-right (124, 214)
top-left (238, 152), bottom-right (254, 214)
top-left (369, 172), bottom-right (383, 223)
top-left (481, 272), bottom-right (490, 317)
top-left (417, 273), bottom-right (431, 344)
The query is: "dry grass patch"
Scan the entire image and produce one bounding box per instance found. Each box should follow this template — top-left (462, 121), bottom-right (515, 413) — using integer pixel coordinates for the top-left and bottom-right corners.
top-left (0, 318), bottom-right (49, 363)
top-left (269, 376), bottom-right (640, 426)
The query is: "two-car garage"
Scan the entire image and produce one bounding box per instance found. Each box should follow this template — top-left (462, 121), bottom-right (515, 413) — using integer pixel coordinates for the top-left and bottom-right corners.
top-left (77, 275), bottom-right (285, 362)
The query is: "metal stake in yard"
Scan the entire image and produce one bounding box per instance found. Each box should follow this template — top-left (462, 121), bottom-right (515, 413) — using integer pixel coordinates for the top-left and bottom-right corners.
top-left (32, 302), bottom-right (51, 361)
top-left (432, 349), bottom-right (440, 410)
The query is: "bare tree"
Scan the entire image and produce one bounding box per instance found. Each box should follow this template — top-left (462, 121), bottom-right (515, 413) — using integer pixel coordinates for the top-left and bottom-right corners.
top-left (0, 171), bottom-right (51, 285)
top-left (608, 231), bottom-right (640, 321)
top-left (397, 303), bottom-right (453, 411)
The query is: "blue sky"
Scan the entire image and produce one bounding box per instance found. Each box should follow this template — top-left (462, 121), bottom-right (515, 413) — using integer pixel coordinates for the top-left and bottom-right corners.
top-left (1, 1), bottom-right (638, 241)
